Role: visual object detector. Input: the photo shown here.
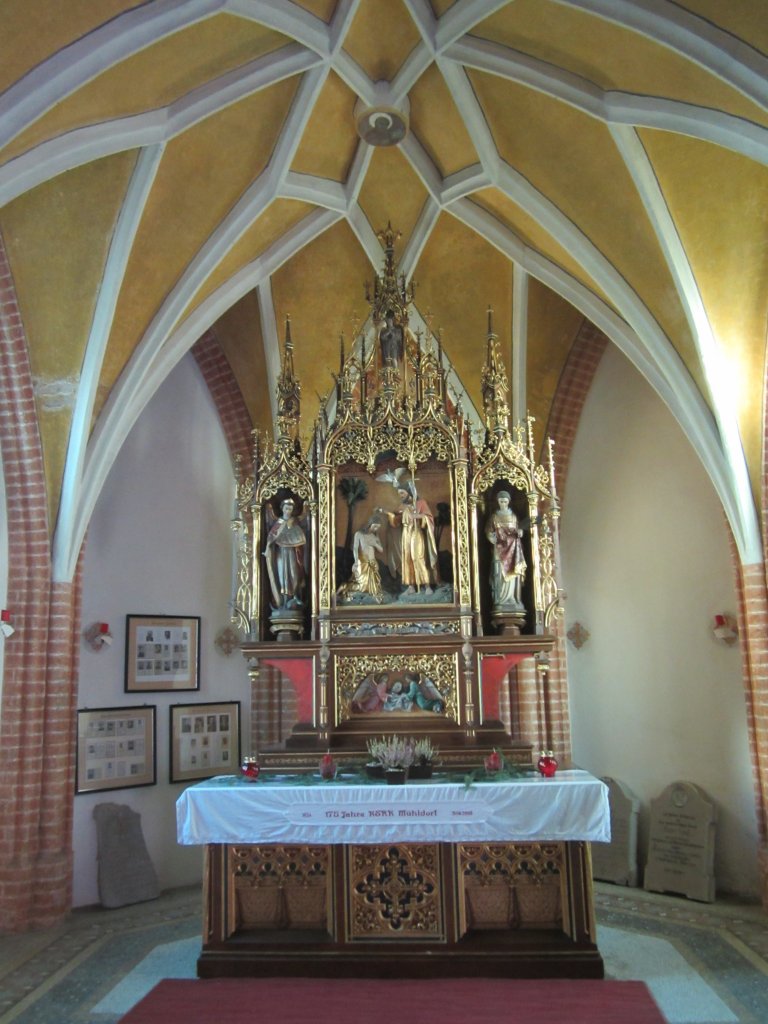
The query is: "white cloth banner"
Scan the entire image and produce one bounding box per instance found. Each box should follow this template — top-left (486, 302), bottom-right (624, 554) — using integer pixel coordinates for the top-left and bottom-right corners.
top-left (176, 770), bottom-right (610, 846)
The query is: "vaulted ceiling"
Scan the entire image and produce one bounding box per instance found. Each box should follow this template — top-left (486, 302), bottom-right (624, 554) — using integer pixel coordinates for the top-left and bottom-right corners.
top-left (1, 0), bottom-right (766, 580)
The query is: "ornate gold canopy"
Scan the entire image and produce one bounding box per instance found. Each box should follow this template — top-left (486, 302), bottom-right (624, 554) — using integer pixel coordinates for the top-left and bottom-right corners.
top-left (231, 232), bottom-right (561, 644)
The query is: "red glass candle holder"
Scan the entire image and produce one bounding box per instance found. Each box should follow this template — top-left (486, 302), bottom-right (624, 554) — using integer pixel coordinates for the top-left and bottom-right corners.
top-left (240, 757), bottom-right (260, 781)
top-left (319, 753), bottom-right (337, 780)
top-left (537, 751), bottom-right (558, 778)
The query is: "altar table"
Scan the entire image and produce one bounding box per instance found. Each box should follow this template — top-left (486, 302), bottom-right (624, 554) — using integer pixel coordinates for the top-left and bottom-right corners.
top-left (177, 771), bottom-right (610, 979)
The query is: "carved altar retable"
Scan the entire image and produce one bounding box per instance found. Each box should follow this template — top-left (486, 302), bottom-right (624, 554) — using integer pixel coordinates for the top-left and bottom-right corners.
top-left (206, 226), bottom-right (601, 979)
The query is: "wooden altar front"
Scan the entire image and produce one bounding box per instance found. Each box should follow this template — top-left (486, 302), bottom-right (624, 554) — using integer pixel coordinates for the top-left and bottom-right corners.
top-left (178, 773), bottom-right (609, 979)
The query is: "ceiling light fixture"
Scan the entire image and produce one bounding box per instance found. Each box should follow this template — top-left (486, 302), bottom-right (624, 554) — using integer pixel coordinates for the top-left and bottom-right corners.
top-left (355, 90), bottom-right (409, 147)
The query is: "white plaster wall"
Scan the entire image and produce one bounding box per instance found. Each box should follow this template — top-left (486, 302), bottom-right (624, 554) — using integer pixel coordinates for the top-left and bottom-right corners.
top-left (73, 355), bottom-right (250, 907)
top-left (561, 344), bottom-right (759, 898)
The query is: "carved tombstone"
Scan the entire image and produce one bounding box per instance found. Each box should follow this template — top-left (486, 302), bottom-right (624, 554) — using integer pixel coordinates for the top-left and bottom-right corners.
top-left (643, 781), bottom-right (716, 902)
top-left (591, 776), bottom-right (639, 887)
top-left (93, 802), bottom-right (160, 908)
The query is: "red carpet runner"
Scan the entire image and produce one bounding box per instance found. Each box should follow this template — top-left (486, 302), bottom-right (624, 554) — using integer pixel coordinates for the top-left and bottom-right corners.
top-left (118, 978), bottom-right (667, 1023)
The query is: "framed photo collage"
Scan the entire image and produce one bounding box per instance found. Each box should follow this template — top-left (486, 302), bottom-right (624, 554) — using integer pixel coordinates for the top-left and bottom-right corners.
top-left (76, 614), bottom-right (240, 794)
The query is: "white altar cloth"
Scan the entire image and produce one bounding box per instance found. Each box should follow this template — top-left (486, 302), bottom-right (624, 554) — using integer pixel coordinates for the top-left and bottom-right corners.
top-left (176, 770), bottom-right (610, 846)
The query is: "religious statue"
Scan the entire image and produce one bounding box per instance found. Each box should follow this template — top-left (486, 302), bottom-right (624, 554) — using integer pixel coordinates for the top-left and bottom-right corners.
top-left (337, 518), bottom-right (384, 603)
top-left (263, 497), bottom-right (307, 609)
top-left (376, 468), bottom-right (438, 596)
top-left (485, 490), bottom-right (526, 610)
top-left (378, 309), bottom-right (404, 365)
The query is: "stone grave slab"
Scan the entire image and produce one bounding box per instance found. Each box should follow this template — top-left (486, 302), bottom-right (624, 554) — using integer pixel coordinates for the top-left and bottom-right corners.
top-left (93, 802), bottom-right (160, 908)
top-left (643, 781), bottom-right (716, 902)
top-left (592, 776), bottom-right (639, 886)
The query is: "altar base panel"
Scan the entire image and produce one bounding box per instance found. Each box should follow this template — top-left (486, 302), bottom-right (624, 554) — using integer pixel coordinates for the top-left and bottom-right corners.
top-left (199, 839), bottom-right (601, 979)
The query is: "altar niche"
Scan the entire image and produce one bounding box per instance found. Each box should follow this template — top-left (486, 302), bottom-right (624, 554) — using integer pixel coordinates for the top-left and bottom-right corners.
top-left (232, 224), bottom-right (562, 767)
top-left (333, 456), bottom-right (454, 607)
top-left (261, 490), bottom-right (311, 642)
top-left (337, 652), bottom-right (458, 726)
top-left (477, 482), bottom-right (533, 637)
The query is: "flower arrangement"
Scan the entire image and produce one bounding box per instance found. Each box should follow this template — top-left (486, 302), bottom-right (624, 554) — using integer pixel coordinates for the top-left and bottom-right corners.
top-left (366, 735), bottom-right (440, 782)
top-left (413, 737), bottom-right (439, 766)
top-left (366, 735), bottom-right (415, 770)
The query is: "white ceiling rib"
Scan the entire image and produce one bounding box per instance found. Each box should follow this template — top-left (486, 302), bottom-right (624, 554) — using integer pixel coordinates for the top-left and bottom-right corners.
top-left (0, 0), bottom-right (223, 149)
top-left (52, 143), bottom-right (165, 580)
top-left (555, 0), bottom-right (768, 107)
top-left (0, 0), bottom-right (756, 580)
top-left (71, 205), bottom-right (344, 583)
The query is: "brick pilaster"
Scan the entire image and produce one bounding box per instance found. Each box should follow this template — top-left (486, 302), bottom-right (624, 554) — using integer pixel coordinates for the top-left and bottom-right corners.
top-left (250, 661), bottom-right (298, 753)
top-left (513, 658), bottom-right (549, 754)
top-left (545, 319), bottom-right (608, 496)
top-left (0, 234), bottom-right (81, 930)
top-left (192, 330), bottom-right (253, 467)
top-left (736, 343), bottom-right (768, 908)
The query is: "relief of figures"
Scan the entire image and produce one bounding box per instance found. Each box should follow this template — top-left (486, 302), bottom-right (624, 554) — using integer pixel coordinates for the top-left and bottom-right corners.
top-left (335, 460), bottom-right (453, 607)
top-left (350, 670), bottom-right (446, 715)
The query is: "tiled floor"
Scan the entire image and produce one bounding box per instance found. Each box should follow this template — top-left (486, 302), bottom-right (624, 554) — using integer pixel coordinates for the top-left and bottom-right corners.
top-left (593, 886), bottom-right (768, 1023)
top-left (0, 883), bottom-right (766, 1023)
top-left (0, 887), bottom-right (200, 1024)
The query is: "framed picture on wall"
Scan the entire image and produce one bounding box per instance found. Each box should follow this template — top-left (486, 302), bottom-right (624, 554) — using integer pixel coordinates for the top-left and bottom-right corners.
top-left (76, 705), bottom-right (156, 794)
top-left (169, 700), bottom-right (240, 783)
top-left (125, 614), bottom-right (200, 693)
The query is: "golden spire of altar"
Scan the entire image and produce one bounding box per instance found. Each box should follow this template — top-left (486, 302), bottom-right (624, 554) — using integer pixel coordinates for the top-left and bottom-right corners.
top-left (365, 222), bottom-right (415, 327)
top-left (480, 306), bottom-right (510, 434)
top-left (276, 315), bottom-right (301, 439)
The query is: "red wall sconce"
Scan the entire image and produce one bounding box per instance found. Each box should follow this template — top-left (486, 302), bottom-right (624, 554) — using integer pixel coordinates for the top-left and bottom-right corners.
top-left (84, 622), bottom-right (113, 650)
top-left (712, 614), bottom-right (738, 646)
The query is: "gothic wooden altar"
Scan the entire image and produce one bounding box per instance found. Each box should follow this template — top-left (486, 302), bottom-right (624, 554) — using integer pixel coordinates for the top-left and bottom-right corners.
top-left (202, 226), bottom-right (602, 979)
top-left (230, 225), bottom-right (563, 770)
top-left (181, 773), bottom-right (607, 979)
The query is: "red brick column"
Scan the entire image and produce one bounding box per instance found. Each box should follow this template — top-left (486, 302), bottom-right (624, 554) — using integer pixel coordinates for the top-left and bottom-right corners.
top-left (0, 235), bottom-right (82, 929)
top-left (192, 330), bottom-right (253, 466)
top-left (32, 570), bottom-right (83, 923)
top-left (734, 365), bottom-right (768, 907)
top-left (545, 319), bottom-right (608, 493)
top-left (510, 624), bottom-right (571, 763)
top-left (513, 658), bottom-right (549, 753)
top-left (250, 661), bottom-right (298, 752)
top-left (543, 617), bottom-right (572, 761)
top-left (736, 561), bottom-right (768, 907)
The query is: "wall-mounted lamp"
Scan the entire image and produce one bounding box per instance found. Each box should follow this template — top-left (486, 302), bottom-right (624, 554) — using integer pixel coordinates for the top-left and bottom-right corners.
top-left (84, 622), bottom-right (113, 650)
top-left (712, 613), bottom-right (738, 646)
top-left (1, 609), bottom-right (15, 638)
